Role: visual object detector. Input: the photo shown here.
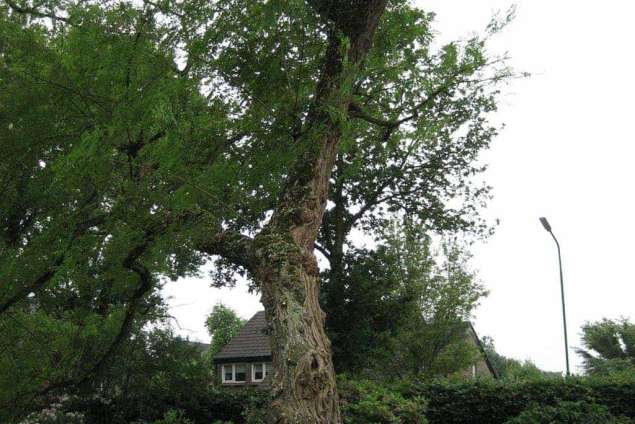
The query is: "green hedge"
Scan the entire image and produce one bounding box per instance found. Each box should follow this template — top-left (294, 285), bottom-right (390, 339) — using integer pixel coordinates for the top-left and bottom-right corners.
top-left (62, 376), bottom-right (635, 424)
top-left (400, 378), bottom-right (635, 424)
top-left (68, 388), bottom-right (269, 424)
top-left (504, 401), bottom-right (631, 424)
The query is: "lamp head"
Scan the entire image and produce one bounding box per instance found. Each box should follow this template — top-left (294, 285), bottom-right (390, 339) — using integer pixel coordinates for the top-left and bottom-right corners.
top-left (539, 217), bottom-right (552, 232)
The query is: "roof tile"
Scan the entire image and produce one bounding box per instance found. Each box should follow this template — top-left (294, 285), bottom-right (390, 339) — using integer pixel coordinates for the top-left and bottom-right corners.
top-left (214, 311), bottom-right (271, 360)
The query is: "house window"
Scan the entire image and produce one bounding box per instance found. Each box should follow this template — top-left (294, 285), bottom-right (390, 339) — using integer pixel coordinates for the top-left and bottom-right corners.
top-left (223, 365), bottom-right (233, 382)
top-left (222, 364), bottom-right (247, 383)
top-left (251, 362), bottom-right (271, 382)
top-left (235, 364), bottom-right (247, 382)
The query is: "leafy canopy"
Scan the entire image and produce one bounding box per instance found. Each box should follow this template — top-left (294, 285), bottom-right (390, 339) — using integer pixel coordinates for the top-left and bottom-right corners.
top-left (1, 0), bottom-right (517, 417)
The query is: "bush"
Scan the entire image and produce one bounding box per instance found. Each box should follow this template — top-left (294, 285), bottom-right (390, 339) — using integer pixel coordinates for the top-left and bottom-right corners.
top-left (338, 376), bottom-right (428, 424)
top-left (504, 401), bottom-right (632, 424)
top-left (144, 410), bottom-right (194, 424)
top-left (18, 399), bottom-right (86, 424)
top-left (67, 387), bottom-right (268, 424)
top-left (400, 377), bottom-right (635, 424)
top-left (30, 374), bottom-right (635, 424)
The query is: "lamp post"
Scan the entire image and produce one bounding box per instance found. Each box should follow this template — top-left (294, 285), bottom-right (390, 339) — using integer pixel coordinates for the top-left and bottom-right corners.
top-left (539, 217), bottom-right (570, 377)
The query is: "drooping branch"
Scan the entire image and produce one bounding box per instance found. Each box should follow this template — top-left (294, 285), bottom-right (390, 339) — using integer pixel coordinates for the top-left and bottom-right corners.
top-left (82, 260), bottom-right (154, 379)
top-left (1, 238), bottom-right (157, 416)
top-left (0, 214), bottom-right (105, 315)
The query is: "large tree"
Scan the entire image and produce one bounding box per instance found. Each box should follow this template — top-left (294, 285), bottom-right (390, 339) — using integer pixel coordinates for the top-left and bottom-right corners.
top-left (313, 8), bottom-right (514, 367)
top-left (325, 220), bottom-right (487, 377)
top-left (1, 1), bottom-right (514, 422)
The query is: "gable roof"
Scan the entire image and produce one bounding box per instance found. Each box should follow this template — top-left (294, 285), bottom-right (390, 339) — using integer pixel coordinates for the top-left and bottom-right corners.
top-left (466, 322), bottom-right (499, 379)
top-left (213, 311), bottom-right (271, 363)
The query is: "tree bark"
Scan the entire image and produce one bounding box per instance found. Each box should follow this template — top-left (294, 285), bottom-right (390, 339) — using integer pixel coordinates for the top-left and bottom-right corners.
top-left (250, 2), bottom-right (388, 422)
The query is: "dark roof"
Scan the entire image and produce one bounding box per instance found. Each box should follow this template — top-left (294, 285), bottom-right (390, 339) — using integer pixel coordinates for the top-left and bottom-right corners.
top-left (466, 322), bottom-right (499, 379)
top-left (213, 311), bottom-right (271, 363)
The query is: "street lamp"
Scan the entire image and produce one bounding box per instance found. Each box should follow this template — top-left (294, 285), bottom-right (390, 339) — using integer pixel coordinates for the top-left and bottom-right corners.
top-left (539, 217), bottom-right (570, 377)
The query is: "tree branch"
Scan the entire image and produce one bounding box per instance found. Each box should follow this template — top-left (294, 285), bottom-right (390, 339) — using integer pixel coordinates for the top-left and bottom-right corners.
top-left (0, 214), bottom-right (104, 315)
top-left (348, 61), bottom-right (486, 130)
top-left (196, 230), bottom-right (257, 273)
top-left (314, 242), bottom-right (331, 260)
top-left (5, 0), bottom-right (72, 23)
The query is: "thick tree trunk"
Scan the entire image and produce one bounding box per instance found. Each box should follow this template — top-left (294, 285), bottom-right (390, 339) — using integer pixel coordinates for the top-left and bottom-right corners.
top-left (251, 2), bottom-right (388, 422)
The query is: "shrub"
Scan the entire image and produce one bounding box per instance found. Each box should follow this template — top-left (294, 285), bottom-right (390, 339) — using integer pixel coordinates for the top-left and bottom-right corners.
top-left (145, 410), bottom-right (194, 424)
top-left (400, 376), bottom-right (635, 424)
top-left (67, 386), bottom-right (268, 424)
top-left (338, 376), bottom-right (428, 424)
top-left (18, 400), bottom-right (86, 424)
top-left (504, 401), bottom-right (632, 424)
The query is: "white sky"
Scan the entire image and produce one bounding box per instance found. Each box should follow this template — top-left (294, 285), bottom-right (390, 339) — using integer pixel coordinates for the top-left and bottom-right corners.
top-left (163, 0), bottom-right (635, 375)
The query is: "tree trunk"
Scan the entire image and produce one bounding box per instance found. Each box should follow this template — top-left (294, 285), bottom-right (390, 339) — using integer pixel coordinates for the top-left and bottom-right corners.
top-left (323, 161), bottom-right (348, 370)
top-left (251, 2), bottom-right (388, 422)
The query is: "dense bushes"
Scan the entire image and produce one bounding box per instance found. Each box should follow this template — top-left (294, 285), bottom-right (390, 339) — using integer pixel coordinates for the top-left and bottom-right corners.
top-left (504, 401), bottom-right (631, 424)
top-left (401, 377), bottom-right (635, 424)
top-left (27, 375), bottom-right (635, 424)
top-left (68, 388), bottom-right (269, 424)
top-left (338, 376), bottom-right (427, 424)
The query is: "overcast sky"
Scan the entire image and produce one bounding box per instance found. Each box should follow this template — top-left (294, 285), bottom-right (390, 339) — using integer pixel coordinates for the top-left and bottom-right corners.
top-left (163, 0), bottom-right (635, 375)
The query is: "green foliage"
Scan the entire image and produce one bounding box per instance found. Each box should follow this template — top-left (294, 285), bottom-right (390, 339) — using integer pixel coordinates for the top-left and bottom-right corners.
top-left (577, 318), bottom-right (635, 377)
top-left (319, 4), bottom-right (517, 377)
top-left (18, 402), bottom-right (86, 424)
top-left (205, 304), bottom-right (245, 358)
top-left (145, 410), bottom-right (194, 424)
top-left (504, 401), bottom-right (632, 424)
top-left (1, 0), bottom-right (517, 418)
top-left (43, 327), bottom-right (270, 424)
top-left (25, 372), bottom-right (635, 424)
top-left (326, 220), bottom-right (486, 378)
top-left (59, 328), bottom-right (216, 424)
top-left (338, 376), bottom-right (428, 424)
top-left (400, 377), bottom-right (635, 424)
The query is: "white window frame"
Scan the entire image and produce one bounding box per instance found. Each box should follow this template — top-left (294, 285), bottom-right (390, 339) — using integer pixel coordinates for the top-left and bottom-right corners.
top-left (251, 362), bottom-right (265, 382)
top-left (221, 364), bottom-right (247, 383)
top-left (251, 362), bottom-right (271, 382)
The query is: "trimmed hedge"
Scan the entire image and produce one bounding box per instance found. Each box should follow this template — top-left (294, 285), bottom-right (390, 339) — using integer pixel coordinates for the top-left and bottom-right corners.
top-left (400, 378), bottom-right (635, 424)
top-left (504, 401), bottom-right (631, 424)
top-left (68, 388), bottom-right (269, 424)
top-left (62, 376), bottom-right (635, 424)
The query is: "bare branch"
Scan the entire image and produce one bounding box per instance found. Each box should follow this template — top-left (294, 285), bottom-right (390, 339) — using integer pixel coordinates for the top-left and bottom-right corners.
top-left (314, 242), bottom-right (331, 260)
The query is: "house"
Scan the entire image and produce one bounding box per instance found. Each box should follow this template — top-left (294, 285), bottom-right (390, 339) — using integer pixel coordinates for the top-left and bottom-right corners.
top-left (211, 311), bottom-right (498, 386)
top-left (213, 311), bottom-right (273, 386)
